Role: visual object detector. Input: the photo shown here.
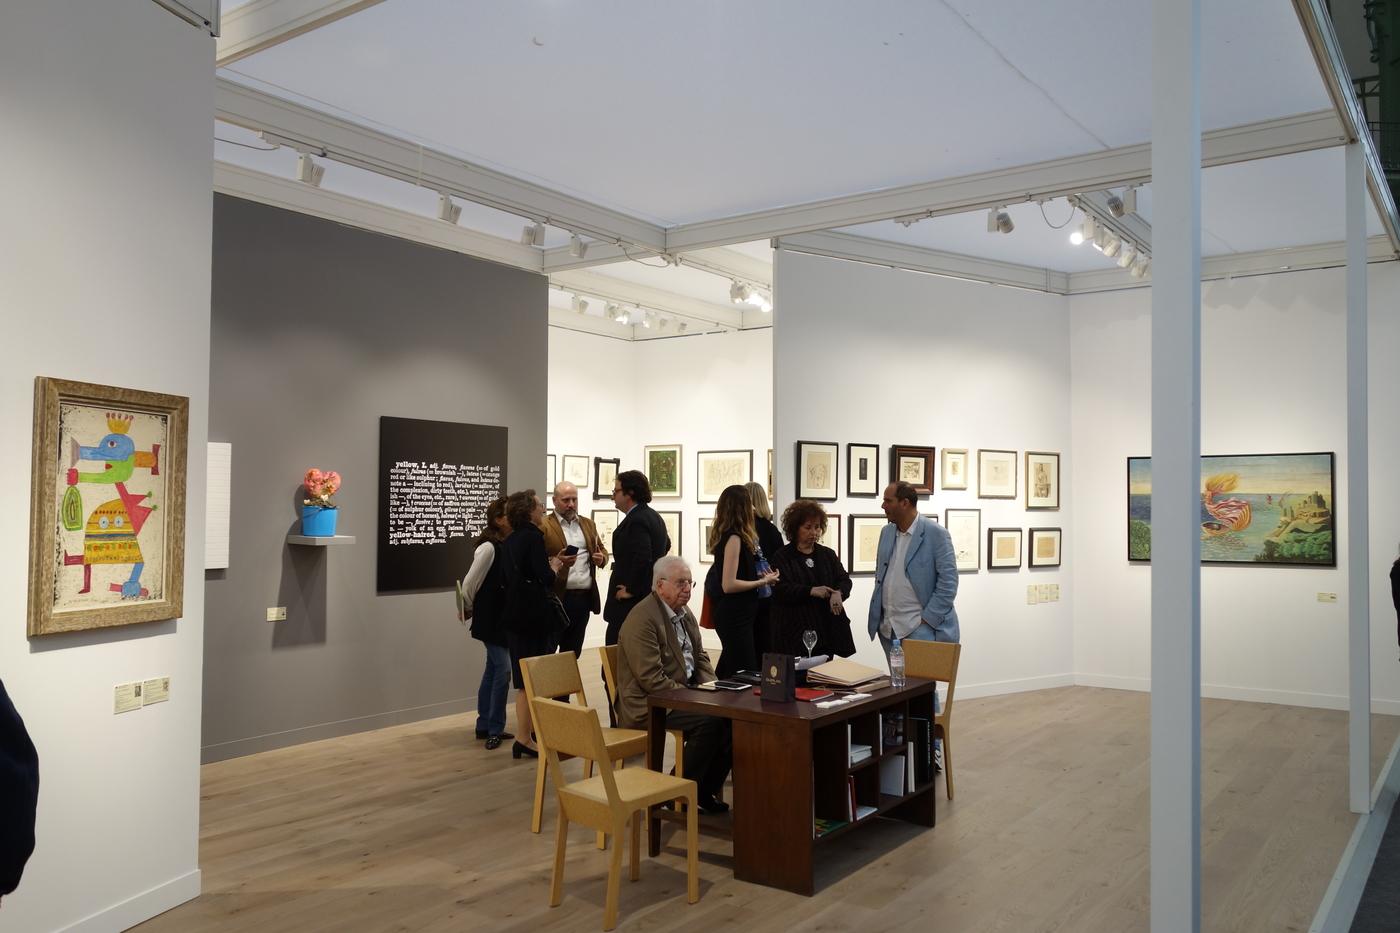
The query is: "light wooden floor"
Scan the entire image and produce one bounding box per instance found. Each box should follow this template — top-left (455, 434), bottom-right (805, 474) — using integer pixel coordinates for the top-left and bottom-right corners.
top-left (136, 682), bottom-right (1400, 933)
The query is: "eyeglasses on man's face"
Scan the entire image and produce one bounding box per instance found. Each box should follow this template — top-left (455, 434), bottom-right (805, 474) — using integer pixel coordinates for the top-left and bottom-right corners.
top-left (665, 578), bottom-right (695, 589)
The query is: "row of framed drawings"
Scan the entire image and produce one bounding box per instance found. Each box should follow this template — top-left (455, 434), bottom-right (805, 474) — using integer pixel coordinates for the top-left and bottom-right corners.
top-left (846, 512), bottom-right (1061, 574)
top-left (548, 448), bottom-right (775, 504)
top-left (796, 441), bottom-right (1060, 509)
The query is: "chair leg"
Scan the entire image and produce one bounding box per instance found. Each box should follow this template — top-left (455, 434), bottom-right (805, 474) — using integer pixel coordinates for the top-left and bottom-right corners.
top-left (685, 793), bottom-right (699, 904)
top-left (604, 819), bottom-right (625, 931)
top-left (531, 751), bottom-right (549, 834)
top-left (630, 809), bottom-right (641, 882)
top-left (944, 735), bottom-right (954, 800)
top-left (595, 759), bottom-right (620, 850)
top-left (549, 809), bottom-right (568, 908)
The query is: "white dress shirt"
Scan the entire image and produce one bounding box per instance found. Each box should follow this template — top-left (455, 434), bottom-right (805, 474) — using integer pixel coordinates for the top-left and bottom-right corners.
top-left (880, 518), bottom-right (924, 639)
top-left (557, 514), bottom-right (591, 590)
top-left (461, 540), bottom-right (496, 611)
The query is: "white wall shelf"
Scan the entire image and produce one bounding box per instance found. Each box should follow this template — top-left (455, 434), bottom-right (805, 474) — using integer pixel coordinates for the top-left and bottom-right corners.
top-left (287, 534), bottom-right (356, 546)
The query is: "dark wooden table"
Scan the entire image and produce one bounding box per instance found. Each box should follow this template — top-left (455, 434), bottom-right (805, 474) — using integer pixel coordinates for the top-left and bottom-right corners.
top-left (646, 678), bottom-right (937, 895)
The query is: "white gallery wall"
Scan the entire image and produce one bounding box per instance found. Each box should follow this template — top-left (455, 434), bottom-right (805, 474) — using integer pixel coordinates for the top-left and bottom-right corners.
top-left (547, 326), bottom-right (774, 651)
top-left (1072, 263), bottom-right (1400, 713)
top-left (772, 250), bottom-right (1076, 695)
top-left (0, 4), bottom-right (211, 932)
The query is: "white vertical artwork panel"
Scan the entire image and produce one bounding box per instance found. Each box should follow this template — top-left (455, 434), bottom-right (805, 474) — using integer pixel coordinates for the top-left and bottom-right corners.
top-left (206, 441), bottom-right (232, 569)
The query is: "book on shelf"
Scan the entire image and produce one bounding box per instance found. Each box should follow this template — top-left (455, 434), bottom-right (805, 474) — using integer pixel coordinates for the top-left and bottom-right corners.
top-left (854, 804), bottom-right (878, 821)
top-left (879, 752), bottom-right (907, 796)
top-left (807, 657), bottom-right (887, 688)
top-left (813, 817), bottom-right (849, 838)
top-left (849, 743), bottom-right (873, 766)
top-left (906, 741), bottom-right (915, 791)
top-left (883, 711), bottom-right (905, 748)
top-left (847, 775), bottom-right (856, 821)
top-left (909, 716), bottom-right (933, 786)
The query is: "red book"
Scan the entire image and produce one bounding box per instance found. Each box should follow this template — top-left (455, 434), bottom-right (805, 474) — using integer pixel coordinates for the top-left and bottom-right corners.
top-left (795, 687), bottom-right (833, 702)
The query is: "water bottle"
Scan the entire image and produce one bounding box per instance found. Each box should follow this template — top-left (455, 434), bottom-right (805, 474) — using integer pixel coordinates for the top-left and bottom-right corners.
top-left (889, 638), bottom-right (906, 689)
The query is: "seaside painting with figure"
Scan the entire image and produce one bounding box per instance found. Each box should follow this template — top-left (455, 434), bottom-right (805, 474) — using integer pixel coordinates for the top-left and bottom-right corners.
top-left (1127, 453), bottom-right (1335, 566)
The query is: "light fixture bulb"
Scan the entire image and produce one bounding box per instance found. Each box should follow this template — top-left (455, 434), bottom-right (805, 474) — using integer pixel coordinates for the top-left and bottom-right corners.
top-left (1069, 230), bottom-right (1085, 246)
top-left (570, 295), bottom-right (589, 314)
top-left (1117, 245), bottom-right (1137, 269)
top-left (1107, 194), bottom-right (1125, 218)
top-left (568, 234), bottom-right (586, 259)
top-left (1102, 234), bottom-right (1122, 259)
top-left (730, 281), bottom-right (753, 305)
top-left (987, 208), bottom-right (1013, 234)
top-left (1130, 256), bottom-right (1149, 279)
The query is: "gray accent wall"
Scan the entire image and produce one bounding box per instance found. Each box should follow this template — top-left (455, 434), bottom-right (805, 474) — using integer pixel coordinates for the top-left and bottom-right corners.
top-left (203, 194), bottom-right (547, 762)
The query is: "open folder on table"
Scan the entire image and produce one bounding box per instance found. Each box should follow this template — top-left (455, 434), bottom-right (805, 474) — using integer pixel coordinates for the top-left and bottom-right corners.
top-left (806, 657), bottom-right (887, 688)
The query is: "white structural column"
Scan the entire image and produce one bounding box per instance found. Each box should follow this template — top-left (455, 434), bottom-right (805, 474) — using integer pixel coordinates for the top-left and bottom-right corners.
top-left (1150, 0), bottom-right (1203, 930)
top-left (1345, 140), bottom-right (1371, 814)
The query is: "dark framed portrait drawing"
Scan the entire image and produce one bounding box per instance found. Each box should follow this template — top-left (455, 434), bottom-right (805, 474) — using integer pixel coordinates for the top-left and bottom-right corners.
top-left (847, 443), bottom-right (879, 497)
top-left (890, 445), bottom-right (935, 495)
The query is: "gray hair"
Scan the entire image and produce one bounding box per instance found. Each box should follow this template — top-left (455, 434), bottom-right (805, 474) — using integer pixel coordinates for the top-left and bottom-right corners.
top-left (652, 554), bottom-right (691, 587)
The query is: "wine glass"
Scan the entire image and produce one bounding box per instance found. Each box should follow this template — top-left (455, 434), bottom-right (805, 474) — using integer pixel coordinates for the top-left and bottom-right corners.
top-left (802, 629), bottom-right (818, 658)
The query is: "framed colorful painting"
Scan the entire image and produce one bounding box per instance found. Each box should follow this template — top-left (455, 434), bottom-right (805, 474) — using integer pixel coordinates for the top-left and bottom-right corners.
top-left (27, 377), bottom-right (189, 636)
top-left (1127, 453), bottom-right (1336, 566)
top-left (644, 444), bottom-right (682, 497)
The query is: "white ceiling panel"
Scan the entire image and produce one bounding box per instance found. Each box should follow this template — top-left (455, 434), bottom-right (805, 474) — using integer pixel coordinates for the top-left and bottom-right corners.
top-left (221, 0), bottom-right (1330, 226)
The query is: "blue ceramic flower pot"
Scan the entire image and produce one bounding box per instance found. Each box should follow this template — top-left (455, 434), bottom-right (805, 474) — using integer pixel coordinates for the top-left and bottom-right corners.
top-left (301, 505), bottom-right (339, 537)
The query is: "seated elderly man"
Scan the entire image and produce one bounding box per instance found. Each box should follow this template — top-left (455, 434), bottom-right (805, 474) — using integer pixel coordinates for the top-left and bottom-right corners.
top-left (616, 555), bottom-right (732, 814)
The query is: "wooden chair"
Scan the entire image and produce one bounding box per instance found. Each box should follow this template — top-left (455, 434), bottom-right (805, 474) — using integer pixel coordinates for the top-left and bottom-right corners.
top-left (520, 653), bottom-right (648, 844)
top-left (903, 640), bottom-right (962, 799)
top-left (598, 645), bottom-right (686, 779)
top-left (532, 697), bottom-right (699, 931)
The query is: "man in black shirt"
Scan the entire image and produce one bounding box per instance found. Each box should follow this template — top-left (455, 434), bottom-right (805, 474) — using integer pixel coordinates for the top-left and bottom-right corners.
top-left (0, 679), bottom-right (38, 906)
top-left (603, 470), bottom-right (671, 646)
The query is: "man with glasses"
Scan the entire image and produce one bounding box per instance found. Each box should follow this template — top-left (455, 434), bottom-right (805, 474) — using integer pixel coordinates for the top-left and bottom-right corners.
top-left (603, 469), bottom-right (671, 646)
top-left (616, 555), bottom-right (732, 814)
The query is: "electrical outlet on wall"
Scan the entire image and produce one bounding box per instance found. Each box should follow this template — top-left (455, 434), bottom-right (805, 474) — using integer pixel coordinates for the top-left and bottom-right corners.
top-left (266, 606), bottom-right (287, 622)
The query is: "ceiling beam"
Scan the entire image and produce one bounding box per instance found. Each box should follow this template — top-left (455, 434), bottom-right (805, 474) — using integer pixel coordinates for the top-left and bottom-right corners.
top-left (548, 269), bottom-right (746, 330)
top-left (1291, 0), bottom-right (1400, 256)
top-left (215, 78), bottom-right (670, 253)
top-left (667, 111), bottom-right (1346, 252)
top-left (216, 0), bottom-right (386, 66)
top-left (548, 307), bottom-right (635, 340)
top-left (213, 160), bottom-right (543, 272)
top-left (776, 231), bottom-right (1071, 294)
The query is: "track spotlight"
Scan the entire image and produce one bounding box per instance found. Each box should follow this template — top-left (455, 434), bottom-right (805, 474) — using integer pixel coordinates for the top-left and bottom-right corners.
top-left (730, 281), bottom-right (751, 304)
top-left (987, 208), bottom-right (1014, 234)
top-left (1107, 194), bottom-right (1125, 218)
top-left (641, 311), bottom-right (654, 329)
top-left (729, 280), bottom-right (772, 312)
top-left (1102, 234), bottom-right (1122, 259)
top-left (296, 152), bottom-right (324, 187)
top-left (1070, 216), bottom-right (1096, 246)
top-left (1129, 256), bottom-right (1150, 279)
top-left (1117, 245), bottom-right (1138, 269)
top-left (570, 295), bottom-right (589, 315)
top-left (568, 234), bottom-right (587, 259)
top-left (677, 322), bottom-right (688, 333)
top-left (520, 222), bottom-right (546, 246)
top-left (437, 193), bottom-right (461, 225)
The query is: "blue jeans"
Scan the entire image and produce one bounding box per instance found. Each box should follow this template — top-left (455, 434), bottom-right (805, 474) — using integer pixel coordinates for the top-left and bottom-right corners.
top-left (879, 621), bottom-right (945, 747)
top-left (475, 642), bottom-right (511, 736)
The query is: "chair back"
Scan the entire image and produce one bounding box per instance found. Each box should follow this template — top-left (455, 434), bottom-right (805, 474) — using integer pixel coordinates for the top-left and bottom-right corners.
top-left (532, 697), bottom-right (620, 804)
top-left (520, 651), bottom-right (586, 705)
top-left (904, 640), bottom-right (961, 715)
top-left (599, 645), bottom-right (621, 709)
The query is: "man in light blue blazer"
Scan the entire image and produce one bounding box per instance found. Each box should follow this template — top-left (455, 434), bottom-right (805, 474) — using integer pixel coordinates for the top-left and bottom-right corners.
top-left (867, 481), bottom-right (960, 649)
top-left (867, 480), bottom-right (959, 766)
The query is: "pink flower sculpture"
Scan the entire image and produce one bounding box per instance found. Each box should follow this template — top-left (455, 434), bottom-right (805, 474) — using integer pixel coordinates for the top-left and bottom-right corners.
top-left (302, 468), bottom-right (342, 508)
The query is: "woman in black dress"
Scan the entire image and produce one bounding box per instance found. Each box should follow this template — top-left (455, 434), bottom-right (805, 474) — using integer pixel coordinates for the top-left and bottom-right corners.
top-left (707, 484), bottom-right (780, 677)
top-left (770, 500), bottom-right (856, 660)
top-left (502, 489), bottom-right (566, 759)
top-left (745, 481), bottom-right (783, 662)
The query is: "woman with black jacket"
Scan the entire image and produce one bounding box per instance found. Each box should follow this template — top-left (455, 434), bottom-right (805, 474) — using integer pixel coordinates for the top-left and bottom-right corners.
top-left (460, 498), bottom-right (512, 749)
top-left (769, 499), bottom-right (857, 660)
top-left (746, 481), bottom-right (783, 662)
top-left (502, 489), bottom-right (566, 759)
top-left (707, 484), bottom-right (780, 677)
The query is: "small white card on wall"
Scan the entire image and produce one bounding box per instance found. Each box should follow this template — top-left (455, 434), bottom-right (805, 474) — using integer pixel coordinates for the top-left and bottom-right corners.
top-left (142, 677), bottom-right (170, 705)
top-left (114, 682), bottom-right (142, 714)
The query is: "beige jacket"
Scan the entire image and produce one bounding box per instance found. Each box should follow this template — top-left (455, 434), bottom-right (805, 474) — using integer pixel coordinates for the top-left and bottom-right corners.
top-left (615, 592), bottom-right (715, 729)
top-left (539, 512), bottom-right (607, 613)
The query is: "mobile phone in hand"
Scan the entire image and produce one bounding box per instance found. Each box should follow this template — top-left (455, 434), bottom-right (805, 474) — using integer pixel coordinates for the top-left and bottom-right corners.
top-left (562, 545), bottom-right (580, 555)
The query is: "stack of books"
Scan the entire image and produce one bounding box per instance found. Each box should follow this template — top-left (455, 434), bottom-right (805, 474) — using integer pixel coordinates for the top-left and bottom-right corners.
top-left (807, 657), bottom-right (890, 690)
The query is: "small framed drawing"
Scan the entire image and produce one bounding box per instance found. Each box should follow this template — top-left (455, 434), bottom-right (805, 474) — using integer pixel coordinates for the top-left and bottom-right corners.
top-left (1025, 451), bottom-right (1060, 510)
top-left (987, 527), bottom-right (1023, 569)
top-left (546, 454), bottom-right (557, 490)
top-left (848, 514), bottom-right (887, 575)
top-left (796, 440), bottom-right (839, 501)
top-left (978, 449), bottom-right (1017, 499)
top-left (592, 509), bottom-right (619, 568)
top-left (593, 458), bottom-right (619, 500)
top-left (1029, 527), bottom-right (1062, 567)
top-left (698, 517), bottom-right (715, 563)
top-left (766, 449), bottom-right (774, 500)
top-left (656, 510), bottom-right (682, 557)
top-left (890, 445), bottom-right (935, 495)
top-left (820, 513), bottom-right (842, 558)
top-left (847, 443), bottom-right (879, 497)
top-left (944, 508), bottom-right (981, 573)
top-left (644, 444), bottom-right (682, 497)
top-left (941, 448), bottom-right (969, 491)
top-left (561, 454), bottom-right (590, 489)
top-left (27, 377), bottom-right (189, 636)
top-left (697, 449), bottom-right (753, 503)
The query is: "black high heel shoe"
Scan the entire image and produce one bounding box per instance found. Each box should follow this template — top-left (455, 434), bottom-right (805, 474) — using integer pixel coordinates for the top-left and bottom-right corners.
top-left (512, 741), bottom-right (539, 759)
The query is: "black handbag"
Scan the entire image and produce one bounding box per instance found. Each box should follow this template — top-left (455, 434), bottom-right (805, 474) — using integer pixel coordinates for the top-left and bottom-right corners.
top-left (505, 549), bottom-right (569, 640)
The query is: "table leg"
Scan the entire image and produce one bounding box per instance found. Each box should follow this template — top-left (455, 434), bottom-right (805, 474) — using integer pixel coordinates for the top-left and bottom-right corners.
top-left (732, 718), bottom-right (814, 895)
top-left (647, 706), bottom-right (666, 858)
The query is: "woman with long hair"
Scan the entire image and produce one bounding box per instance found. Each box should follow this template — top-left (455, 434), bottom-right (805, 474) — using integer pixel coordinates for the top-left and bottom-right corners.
top-left (769, 499), bottom-right (856, 660)
top-left (744, 481), bottom-right (783, 662)
top-left (502, 489), bottom-right (566, 759)
top-left (459, 497), bottom-right (513, 749)
top-left (706, 484), bottom-right (780, 677)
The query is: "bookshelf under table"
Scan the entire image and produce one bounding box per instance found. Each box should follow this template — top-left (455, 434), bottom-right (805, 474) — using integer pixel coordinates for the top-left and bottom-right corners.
top-left (646, 677), bottom-right (937, 895)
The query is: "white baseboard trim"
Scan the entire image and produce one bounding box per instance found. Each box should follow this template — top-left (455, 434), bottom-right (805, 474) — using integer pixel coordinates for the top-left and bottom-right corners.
top-left (957, 673), bottom-right (1075, 700)
top-left (201, 698), bottom-right (472, 763)
top-left (58, 869), bottom-right (201, 933)
top-left (1310, 733), bottom-right (1400, 932)
top-left (1073, 673), bottom-right (1400, 715)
